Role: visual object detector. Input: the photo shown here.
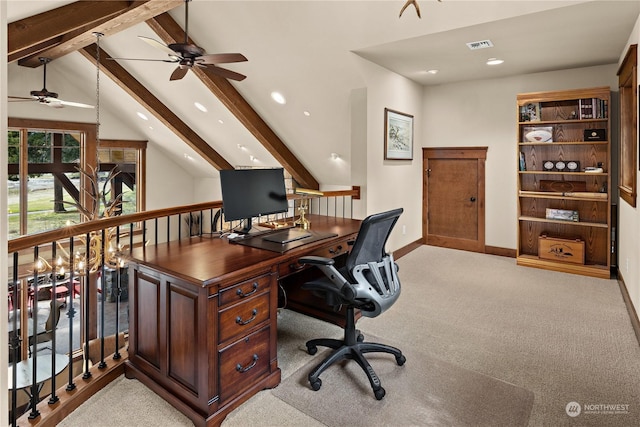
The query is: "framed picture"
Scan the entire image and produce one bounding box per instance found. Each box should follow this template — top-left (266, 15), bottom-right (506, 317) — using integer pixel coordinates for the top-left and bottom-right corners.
top-left (384, 108), bottom-right (413, 160)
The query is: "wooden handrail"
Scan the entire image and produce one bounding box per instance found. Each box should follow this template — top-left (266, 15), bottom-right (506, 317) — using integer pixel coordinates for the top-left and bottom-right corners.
top-left (8, 188), bottom-right (360, 253)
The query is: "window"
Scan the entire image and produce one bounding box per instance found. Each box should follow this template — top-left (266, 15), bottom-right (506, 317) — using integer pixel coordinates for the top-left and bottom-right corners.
top-left (7, 118), bottom-right (146, 238)
top-left (617, 44), bottom-right (637, 207)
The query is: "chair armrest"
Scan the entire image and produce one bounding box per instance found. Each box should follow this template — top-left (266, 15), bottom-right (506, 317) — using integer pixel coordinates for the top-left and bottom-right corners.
top-left (298, 256), bottom-right (335, 266)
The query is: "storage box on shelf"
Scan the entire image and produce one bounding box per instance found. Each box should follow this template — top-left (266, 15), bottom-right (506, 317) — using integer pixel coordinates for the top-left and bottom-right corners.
top-left (516, 87), bottom-right (611, 278)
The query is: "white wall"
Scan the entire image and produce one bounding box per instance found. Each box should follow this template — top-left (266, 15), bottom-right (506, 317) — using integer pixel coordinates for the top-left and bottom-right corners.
top-left (0, 0), bottom-right (9, 409)
top-left (617, 15), bottom-right (640, 319)
top-left (145, 146), bottom-right (196, 210)
top-left (355, 57), bottom-right (424, 252)
top-left (423, 65), bottom-right (617, 249)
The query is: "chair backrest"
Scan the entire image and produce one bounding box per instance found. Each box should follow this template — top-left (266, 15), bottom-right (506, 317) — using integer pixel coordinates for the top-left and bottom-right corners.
top-left (45, 299), bottom-right (64, 332)
top-left (346, 208), bottom-right (403, 318)
top-left (83, 332), bottom-right (126, 365)
top-left (346, 208), bottom-right (403, 273)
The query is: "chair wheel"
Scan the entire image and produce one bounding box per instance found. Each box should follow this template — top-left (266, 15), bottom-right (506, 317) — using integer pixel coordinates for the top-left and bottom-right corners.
top-left (374, 387), bottom-right (386, 400)
top-left (357, 333), bottom-right (364, 342)
top-left (396, 354), bottom-right (406, 366)
top-left (310, 378), bottom-right (322, 391)
top-left (306, 344), bottom-right (317, 355)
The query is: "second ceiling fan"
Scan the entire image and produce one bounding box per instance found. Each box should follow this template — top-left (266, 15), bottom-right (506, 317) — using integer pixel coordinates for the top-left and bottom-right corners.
top-left (111, 0), bottom-right (247, 81)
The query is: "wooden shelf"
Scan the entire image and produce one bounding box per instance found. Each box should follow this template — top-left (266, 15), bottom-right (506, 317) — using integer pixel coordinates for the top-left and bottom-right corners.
top-left (518, 216), bottom-right (608, 228)
top-left (518, 171), bottom-right (607, 176)
top-left (516, 255), bottom-right (610, 279)
top-left (518, 191), bottom-right (608, 202)
top-left (518, 141), bottom-right (608, 146)
top-left (518, 118), bottom-right (608, 125)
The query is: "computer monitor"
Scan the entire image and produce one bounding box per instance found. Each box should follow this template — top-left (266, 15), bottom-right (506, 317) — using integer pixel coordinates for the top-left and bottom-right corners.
top-left (219, 168), bottom-right (289, 233)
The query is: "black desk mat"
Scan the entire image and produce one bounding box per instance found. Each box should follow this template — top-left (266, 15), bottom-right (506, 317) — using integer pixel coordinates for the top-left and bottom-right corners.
top-left (230, 230), bottom-right (338, 253)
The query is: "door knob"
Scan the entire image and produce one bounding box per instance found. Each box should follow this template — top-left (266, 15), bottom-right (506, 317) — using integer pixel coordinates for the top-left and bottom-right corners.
top-left (470, 197), bottom-right (476, 202)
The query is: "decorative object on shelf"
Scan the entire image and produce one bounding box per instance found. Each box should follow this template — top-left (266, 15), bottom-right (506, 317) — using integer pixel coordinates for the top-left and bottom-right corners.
top-left (523, 126), bottom-right (553, 142)
top-left (538, 234), bottom-right (585, 264)
top-left (542, 160), bottom-right (580, 172)
top-left (384, 108), bottom-right (413, 160)
top-left (540, 180), bottom-right (586, 192)
top-left (584, 129), bottom-right (606, 141)
top-left (519, 152), bottom-right (526, 171)
top-left (545, 208), bottom-right (579, 222)
top-left (578, 98), bottom-right (608, 119)
top-left (294, 188), bottom-right (324, 229)
top-left (584, 166), bottom-right (604, 173)
top-left (520, 102), bottom-right (541, 121)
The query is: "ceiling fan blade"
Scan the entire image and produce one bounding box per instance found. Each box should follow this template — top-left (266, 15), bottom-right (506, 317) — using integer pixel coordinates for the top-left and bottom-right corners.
top-left (57, 99), bottom-right (95, 109)
top-left (170, 66), bottom-right (189, 81)
top-left (139, 36), bottom-right (179, 57)
top-left (8, 96), bottom-right (36, 102)
top-left (205, 65), bottom-right (247, 81)
top-left (108, 56), bottom-right (179, 63)
top-left (196, 53), bottom-right (248, 65)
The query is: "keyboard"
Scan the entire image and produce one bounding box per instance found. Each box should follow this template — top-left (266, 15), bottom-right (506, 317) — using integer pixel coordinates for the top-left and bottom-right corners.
top-left (262, 229), bottom-right (311, 244)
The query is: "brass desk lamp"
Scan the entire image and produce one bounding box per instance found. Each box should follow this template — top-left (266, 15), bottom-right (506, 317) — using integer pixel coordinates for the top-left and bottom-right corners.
top-left (294, 188), bottom-right (323, 229)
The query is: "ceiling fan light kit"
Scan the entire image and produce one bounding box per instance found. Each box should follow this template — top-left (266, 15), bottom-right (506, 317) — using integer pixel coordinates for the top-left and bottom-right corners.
top-left (109, 0), bottom-right (247, 82)
top-left (8, 57), bottom-right (94, 109)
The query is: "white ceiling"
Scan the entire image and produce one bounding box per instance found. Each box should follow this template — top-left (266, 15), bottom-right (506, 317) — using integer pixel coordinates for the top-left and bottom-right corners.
top-left (6, 1), bottom-right (640, 185)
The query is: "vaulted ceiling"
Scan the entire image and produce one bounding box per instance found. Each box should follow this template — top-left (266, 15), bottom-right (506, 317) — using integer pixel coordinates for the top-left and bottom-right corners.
top-left (6, 1), bottom-right (640, 188)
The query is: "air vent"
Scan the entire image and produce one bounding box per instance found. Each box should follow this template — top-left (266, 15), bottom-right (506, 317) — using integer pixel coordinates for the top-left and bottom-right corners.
top-left (466, 40), bottom-right (494, 50)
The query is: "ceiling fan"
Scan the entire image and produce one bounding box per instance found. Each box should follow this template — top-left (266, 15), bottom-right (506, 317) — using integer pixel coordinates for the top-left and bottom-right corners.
top-left (110, 0), bottom-right (247, 81)
top-left (8, 57), bottom-right (94, 109)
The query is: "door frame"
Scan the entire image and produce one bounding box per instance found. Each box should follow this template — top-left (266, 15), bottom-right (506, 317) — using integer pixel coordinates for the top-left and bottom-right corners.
top-left (422, 147), bottom-right (487, 253)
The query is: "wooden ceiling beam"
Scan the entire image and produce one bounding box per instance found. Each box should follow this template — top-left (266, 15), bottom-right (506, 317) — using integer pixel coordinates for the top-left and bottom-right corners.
top-left (146, 13), bottom-right (319, 190)
top-left (10, 1), bottom-right (183, 66)
top-left (79, 43), bottom-right (233, 171)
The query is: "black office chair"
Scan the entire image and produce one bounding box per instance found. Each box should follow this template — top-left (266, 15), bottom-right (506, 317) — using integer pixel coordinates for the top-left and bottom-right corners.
top-left (29, 299), bottom-right (64, 355)
top-left (298, 208), bottom-right (406, 400)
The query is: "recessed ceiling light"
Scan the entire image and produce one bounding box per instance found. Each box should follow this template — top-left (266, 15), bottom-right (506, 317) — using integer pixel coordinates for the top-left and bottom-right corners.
top-left (330, 152), bottom-right (340, 160)
top-left (194, 102), bottom-right (207, 112)
top-left (136, 112), bottom-right (148, 121)
top-left (303, 111), bottom-right (311, 117)
top-left (486, 58), bottom-right (504, 65)
top-left (271, 91), bottom-right (286, 105)
top-left (426, 69), bottom-right (439, 75)
top-left (218, 119), bottom-right (224, 124)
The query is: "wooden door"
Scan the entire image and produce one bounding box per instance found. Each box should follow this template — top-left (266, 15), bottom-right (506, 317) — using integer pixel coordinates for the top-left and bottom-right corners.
top-left (423, 147), bottom-right (487, 252)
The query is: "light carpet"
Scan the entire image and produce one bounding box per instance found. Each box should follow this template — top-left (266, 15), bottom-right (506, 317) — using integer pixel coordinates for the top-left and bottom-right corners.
top-left (272, 334), bottom-right (534, 426)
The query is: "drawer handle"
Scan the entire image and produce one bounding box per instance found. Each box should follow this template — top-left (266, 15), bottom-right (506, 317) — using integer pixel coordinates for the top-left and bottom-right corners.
top-left (236, 309), bottom-right (258, 325)
top-left (289, 262), bottom-right (305, 271)
top-left (328, 245), bottom-right (343, 255)
top-left (236, 282), bottom-right (258, 298)
top-left (236, 354), bottom-right (259, 373)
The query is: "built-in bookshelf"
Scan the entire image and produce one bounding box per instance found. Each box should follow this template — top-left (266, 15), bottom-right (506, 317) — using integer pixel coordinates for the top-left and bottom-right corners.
top-left (516, 87), bottom-right (611, 279)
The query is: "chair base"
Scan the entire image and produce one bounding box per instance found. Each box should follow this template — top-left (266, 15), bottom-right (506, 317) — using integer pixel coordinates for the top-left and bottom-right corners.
top-left (304, 307), bottom-right (406, 400)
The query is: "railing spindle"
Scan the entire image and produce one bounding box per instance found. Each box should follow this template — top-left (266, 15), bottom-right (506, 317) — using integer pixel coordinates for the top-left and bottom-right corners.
top-left (29, 247), bottom-right (40, 419)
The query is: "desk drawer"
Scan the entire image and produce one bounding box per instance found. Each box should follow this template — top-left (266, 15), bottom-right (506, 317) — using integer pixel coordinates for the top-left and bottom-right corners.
top-left (219, 274), bottom-right (272, 307)
top-left (219, 326), bottom-right (270, 402)
top-left (277, 237), bottom-right (353, 278)
top-left (218, 292), bottom-right (270, 343)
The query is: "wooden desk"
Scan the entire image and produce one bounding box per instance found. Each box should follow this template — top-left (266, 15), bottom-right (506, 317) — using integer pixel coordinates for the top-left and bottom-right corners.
top-left (125, 215), bottom-right (360, 427)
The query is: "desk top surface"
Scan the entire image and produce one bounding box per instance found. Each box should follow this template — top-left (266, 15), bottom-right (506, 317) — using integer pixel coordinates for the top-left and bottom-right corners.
top-left (129, 215), bottom-right (361, 287)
